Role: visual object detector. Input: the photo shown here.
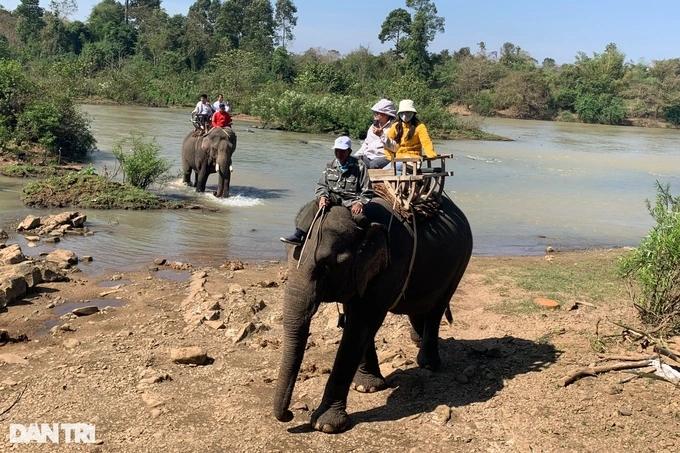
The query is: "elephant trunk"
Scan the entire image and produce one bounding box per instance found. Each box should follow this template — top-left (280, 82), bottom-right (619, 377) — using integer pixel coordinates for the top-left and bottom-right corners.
top-left (273, 277), bottom-right (317, 422)
top-left (215, 166), bottom-right (231, 198)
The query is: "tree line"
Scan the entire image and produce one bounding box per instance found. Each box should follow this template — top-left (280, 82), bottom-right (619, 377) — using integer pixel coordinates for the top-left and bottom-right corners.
top-left (1, 0), bottom-right (678, 152)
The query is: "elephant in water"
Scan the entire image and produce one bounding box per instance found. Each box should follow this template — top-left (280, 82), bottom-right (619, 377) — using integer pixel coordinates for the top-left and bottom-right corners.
top-left (181, 127), bottom-right (237, 198)
top-left (273, 195), bottom-right (473, 433)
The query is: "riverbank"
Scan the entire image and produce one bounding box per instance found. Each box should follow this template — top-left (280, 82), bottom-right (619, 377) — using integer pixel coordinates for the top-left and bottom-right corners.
top-left (1, 247), bottom-right (678, 451)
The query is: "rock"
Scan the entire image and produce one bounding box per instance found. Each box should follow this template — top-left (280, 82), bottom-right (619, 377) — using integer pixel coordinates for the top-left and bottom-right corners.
top-left (545, 246), bottom-right (555, 253)
top-left (111, 274), bottom-right (123, 281)
top-left (534, 297), bottom-right (560, 310)
top-left (141, 393), bottom-right (164, 408)
top-left (0, 274), bottom-right (28, 308)
top-left (228, 284), bottom-right (245, 295)
top-left (204, 320), bottom-right (225, 330)
top-left (0, 229), bottom-right (7, 240)
top-left (48, 230), bottom-right (64, 238)
top-left (251, 300), bottom-right (266, 314)
top-left (39, 264), bottom-right (68, 282)
top-left (25, 235), bottom-right (40, 242)
top-left (0, 244), bottom-right (26, 265)
top-left (42, 236), bottom-right (60, 244)
top-left (72, 306), bottom-right (99, 316)
top-left (148, 266), bottom-right (159, 272)
top-left (150, 408), bottom-right (162, 418)
top-left (618, 407), bottom-right (633, 416)
top-left (139, 370), bottom-right (172, 386)
top-left (256, 280), bottom-right (279, 288)
top-left (562, 301), bottom-right (579, 311)
top-left (17, 215), bottom-right (41, 231)
top-left (170, 347), bottom-right (210, 365)
top-left (203, 310), bottom-right (220, 321)
top-left (81, 256), bottom-right (93, 262)
top-left (7, 262), bottom-right (43, 288)
top-left (291, 401), bottom-right (308, 411)
top-left (221, 260), bottom-right (244, 271)
top-left (608, 385), bottom-right (623, 395)
top-left (71, 214), bottom-right (87, 228)
top-left (45, 249), bottom-right (78, 269)
top-left (432, 404), bottom-right (451, 425)
top-left (63, 339), bottom-right (80, 349)
top-left (153, 258), bottom-right (166, 266)
top-left (233, 322), bottom-right (256, 343)
top-left (0, 353), bottom-right (28, 365)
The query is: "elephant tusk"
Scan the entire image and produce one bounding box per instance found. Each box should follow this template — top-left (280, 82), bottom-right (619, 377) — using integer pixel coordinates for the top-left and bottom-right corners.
top-left (215, 163), bottom-right (220, 172)
top-left (230, 165), bottom-right (233, 172)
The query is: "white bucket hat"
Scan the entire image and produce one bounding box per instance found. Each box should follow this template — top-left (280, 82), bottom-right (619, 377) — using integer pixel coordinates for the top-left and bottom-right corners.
top-left (397, 99), bottom-right (417, 114)
top-left (333, 136), bottom-right (352, 150)
top-left (371, 99), bottom-right (397, 118)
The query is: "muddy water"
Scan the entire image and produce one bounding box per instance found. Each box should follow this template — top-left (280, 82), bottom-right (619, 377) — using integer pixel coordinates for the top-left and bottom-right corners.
top-left (1, 105), bottom-right (679, 273)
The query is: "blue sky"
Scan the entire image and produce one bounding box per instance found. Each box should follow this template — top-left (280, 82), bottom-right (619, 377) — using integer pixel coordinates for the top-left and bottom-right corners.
top-left (4, 0), bottom-right (680, 63)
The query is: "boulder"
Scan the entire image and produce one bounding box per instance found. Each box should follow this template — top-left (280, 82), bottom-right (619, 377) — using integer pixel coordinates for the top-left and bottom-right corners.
top-left (17, 215), bottom-right (41, 231)
top-left (39, 264), bottom-right (68, 282)
top-left (7, 262), bottom-right (43, 288)
top-left (45, 249), bottom-right (78, 269)
top-left (170, 347), bottom-right (210, 365)
top-left (0, 244), bottom-right (26, 265)
top-left (72, 306), bottom-right (99, 316)
top-left (71, 215), bottom-right (87, 228)
top-left (0, 275), bottom-right (28, 308)
top-left (0, 229), bottom-right (7, 240)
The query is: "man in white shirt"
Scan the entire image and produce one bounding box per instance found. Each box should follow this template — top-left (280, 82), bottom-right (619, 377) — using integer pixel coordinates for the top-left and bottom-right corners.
top-left (191, 94), bottom-right (214, 133)
top-left (354, 99), bottom-right (397, 169)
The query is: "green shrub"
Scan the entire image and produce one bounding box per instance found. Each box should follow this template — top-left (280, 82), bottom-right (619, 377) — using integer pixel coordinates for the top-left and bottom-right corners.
top-left (112, 134), bottom-right (171, 189)
top-left (664, 104), bottom-right (680, 126)
top-left (575, 93), bottom-right (625, 124)
top-left (471, 90), bottom-right (495, 116)
top-left (619, 182), bottom-right (680, 334)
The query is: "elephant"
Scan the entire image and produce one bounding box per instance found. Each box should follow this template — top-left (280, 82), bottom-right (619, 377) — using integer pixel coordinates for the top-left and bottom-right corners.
top-left (273, 195), bottom-right (473, 433)
top-left (181, 127), bottom-right (237, 197)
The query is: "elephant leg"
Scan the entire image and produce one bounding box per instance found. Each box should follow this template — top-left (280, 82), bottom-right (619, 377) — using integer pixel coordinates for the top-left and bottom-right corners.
top-left (408, 313), bottom-right (425, 346)
top-left (416, 303), bottom-right (447, 371)
top-left (183, 169), bottom-right (194, 187)
top-left (311, 304), bottom-right (387, 433)
top-left (352, 339), bottom-right (386, 393)
top-left (196, 163), bottom-right (209, 193)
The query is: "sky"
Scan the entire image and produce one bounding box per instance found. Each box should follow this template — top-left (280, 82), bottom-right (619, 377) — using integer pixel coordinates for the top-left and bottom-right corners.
top-left (3, 0), bottom-right (680, 63)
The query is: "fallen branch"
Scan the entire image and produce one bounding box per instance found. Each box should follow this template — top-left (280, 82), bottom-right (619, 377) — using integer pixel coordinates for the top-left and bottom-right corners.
top-left (596, 354), bottom-right (656, 362)
top-left (0, 385), bottom-right (27, 419)
top-left (561, 360), bottom-right (652, 387)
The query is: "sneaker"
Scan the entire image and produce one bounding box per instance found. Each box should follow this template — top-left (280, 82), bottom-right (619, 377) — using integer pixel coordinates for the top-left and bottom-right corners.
top-left (280, 229), bottom-right (305, 245)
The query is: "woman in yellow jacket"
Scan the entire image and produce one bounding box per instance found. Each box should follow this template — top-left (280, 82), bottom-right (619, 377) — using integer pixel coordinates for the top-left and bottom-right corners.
top-left (376, 99), bottom-right (437, 169)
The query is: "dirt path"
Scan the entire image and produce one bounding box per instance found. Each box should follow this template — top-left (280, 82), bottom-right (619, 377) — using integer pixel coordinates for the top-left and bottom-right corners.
top-left (0, 250), bottom-right (678, 452)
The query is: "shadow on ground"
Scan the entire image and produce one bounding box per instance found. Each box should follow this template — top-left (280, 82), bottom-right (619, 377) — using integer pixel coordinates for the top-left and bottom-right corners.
top-left (353, 336), bottom-right (559, 427)
top-left (290, 336), bottom-right (560, 432)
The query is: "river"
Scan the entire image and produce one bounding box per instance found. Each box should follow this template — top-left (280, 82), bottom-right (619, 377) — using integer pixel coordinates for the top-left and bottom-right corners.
top-left (1, 105), bottom-right (679, 275)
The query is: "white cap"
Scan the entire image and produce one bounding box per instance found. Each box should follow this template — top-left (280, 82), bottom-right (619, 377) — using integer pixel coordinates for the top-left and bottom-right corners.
top-left (397, 99), bottom-right (417, 114)
top-left (333, 136), bottom-right (352, 150)
top-left (371, 99), bottom-right (397, 118)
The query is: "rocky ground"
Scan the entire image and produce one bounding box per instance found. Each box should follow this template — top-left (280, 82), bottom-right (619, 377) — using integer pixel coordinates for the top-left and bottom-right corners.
top-left (0, 245), bottom-right (679, 452)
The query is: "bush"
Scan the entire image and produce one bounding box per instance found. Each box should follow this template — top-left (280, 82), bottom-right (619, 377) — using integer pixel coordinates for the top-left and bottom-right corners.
top-left (619, 183), bottom-right (680, 334)
top-left (575, 93), bottom-right (625, 124)
top-left (470, 90), bottom-right (495, 116)
top-left (16, 98), bottom-right (96, 161)
top-left (112, 134), bottom-right (171, 189)
top-left (664, 104), bottom-right (680, 126)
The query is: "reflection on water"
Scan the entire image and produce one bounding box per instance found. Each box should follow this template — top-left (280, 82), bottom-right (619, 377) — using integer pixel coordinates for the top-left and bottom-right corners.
top-left (1, 105), bottom-right (680, 274)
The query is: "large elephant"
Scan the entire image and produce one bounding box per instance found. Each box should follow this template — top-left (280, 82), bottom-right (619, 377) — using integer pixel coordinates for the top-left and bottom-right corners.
top-left (181, 127), bottom-right (237, 197)
top-left (273, 195), bottom-right (473, 433)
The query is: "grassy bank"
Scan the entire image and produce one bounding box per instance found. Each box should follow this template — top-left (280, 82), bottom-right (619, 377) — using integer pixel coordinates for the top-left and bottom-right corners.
top-left (22, 172), bottom-right (181, 210)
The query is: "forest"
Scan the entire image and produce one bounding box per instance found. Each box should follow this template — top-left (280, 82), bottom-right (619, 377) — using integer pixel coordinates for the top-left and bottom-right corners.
top-left (1, 0), bottom-right (680, 156)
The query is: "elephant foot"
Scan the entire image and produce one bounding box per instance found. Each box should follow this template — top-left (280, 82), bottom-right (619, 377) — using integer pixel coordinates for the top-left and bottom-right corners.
top-left (409, 327), bottom-right (422, 346)
top-left (310, 403), bottom-right (350, 434)
top-left (417, 348), bottom-right (441, 371)
top-left (351, 370), bottom-right (386, 393)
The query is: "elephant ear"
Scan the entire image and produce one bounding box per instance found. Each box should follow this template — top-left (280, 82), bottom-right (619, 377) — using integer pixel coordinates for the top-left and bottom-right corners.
top-left (355, 223), bottom-right (388, 297)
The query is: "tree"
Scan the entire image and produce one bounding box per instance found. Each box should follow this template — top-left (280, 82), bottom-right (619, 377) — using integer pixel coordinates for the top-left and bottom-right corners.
top-left (88, 0), bottom-right (125, 41)
top-left (184, 0), bottom-right (220, 69)
top-left (403, 0), bottom-right (444, 77)
top-left (49, 0), bottom-right (77, 19)
top-left (271, 45), bottom-right (295, 81)
top-left (240, 0), bottom-right (275, 55)
top-left (274, 0), bottom-right (297, 49)
top-left (15, 0), bottom-right (45, 45)
top-left (378, 8), bottom-right (410, 57)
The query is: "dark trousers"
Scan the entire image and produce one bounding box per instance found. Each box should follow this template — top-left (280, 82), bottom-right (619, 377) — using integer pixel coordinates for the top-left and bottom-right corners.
top-left (361, 155), bottom-right (390, 169)
top-left (295, 199), bottom-right (368, 234)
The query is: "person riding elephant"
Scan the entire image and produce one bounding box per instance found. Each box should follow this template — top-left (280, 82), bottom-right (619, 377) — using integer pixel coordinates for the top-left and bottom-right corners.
top-left (280, 136), bottom-right (373, 245)
top-left (181, 126), bottom-right (237, 198)
top-left (273, 188), bottom-right (473, 433)
top-left (354, 98), bottom-right (397, 169)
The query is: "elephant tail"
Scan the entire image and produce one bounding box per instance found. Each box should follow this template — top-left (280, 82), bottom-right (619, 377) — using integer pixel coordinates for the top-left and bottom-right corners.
top-left (444, 304), bottom-right (453, 324)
